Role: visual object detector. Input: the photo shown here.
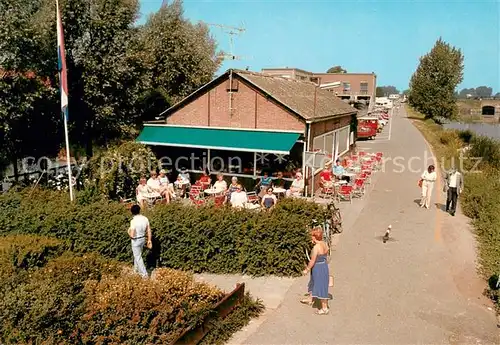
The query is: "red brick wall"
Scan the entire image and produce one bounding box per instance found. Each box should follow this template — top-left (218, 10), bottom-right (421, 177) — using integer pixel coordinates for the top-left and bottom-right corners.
top-left (166, 78), bottom-right (305, 132)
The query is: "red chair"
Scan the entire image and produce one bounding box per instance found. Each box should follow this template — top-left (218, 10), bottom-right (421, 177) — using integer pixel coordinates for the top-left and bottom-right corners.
top-left (320, 186), bottom-right (335, 199)
top-left (214, 195), bottom-right (226, 207)
top-left (353, 178), bottom-right (365, 198)
top-left (337, 185), bottom-right (353, 203)
top-left (189, 193), bottom-right (205, 206)
top-left (376, 152), bottom-right (383, 157)
top-left (247, 192), bottom-right (259, 204)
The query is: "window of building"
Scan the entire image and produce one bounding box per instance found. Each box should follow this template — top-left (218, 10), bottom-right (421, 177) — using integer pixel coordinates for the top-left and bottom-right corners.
top-left (342, 82), bottom-right (351, 93)
top-left (360, 82), bottom-right (368, 95)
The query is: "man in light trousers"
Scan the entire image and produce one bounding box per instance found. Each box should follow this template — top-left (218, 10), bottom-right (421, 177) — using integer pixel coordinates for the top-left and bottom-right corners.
top-left (443, 168), bottom-right (464, 217)
top-left (128, 204), bottom-right (152, 278)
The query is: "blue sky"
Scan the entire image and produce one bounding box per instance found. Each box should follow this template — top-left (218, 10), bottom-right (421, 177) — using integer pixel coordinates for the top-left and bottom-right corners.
top-left (139, 0), bottom-right (499, 93)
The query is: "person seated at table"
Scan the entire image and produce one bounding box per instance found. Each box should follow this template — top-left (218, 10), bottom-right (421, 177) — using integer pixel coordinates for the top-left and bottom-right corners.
top-left (286, 172), bottom-right (305, 198)
top-left (136, 176), bottom-right (159, 208)
top-left (273, 171), bottom-right (287, 189)
top-left (179, 167), bottom-right (191, 184)
top-left (255, 171), bottom-right (273, 198)
top-left (198, 169), bottom-right (212, 188)
top-left (230, 184), bottom-right (248, 209)
top-left (213, 173), bottom-right (227, 192)
top-left (319, 165), bottom-right (333, 188)
top-left (158, 169), bottom-right (176, 202)
top-left (146, 170), bottom-right (169, 201)
top-left (225, 176), bottom-right (239, 203)
top-left (261, 187), bottom-right (277, 210)
top-left (332, 159), bottom-right (347, 180)
top-left (174, 173), bottom-right (189, 197)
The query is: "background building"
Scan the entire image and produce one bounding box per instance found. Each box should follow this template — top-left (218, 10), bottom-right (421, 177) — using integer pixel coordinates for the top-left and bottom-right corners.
top-left (261, 67), bottom-right (377, 109)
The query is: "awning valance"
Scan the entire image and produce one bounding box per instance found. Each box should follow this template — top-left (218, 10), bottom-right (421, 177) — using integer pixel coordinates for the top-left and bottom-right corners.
top-left (136, 125), bottom-right (302, 154)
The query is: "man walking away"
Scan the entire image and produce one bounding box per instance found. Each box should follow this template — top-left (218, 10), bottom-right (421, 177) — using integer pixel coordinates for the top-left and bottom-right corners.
top-left (128, 204), bottom-right (152, 278)
top-left (444, 168), bottom-right (463, 216)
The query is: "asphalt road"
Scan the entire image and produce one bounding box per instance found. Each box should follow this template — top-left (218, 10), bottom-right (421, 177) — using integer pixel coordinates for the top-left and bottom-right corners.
top-left (240, 106), bottom-right (499, 345)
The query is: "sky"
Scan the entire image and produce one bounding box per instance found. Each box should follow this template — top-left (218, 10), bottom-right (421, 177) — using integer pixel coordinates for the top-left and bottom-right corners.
top-left (139, 0), bottom-right (500, 93)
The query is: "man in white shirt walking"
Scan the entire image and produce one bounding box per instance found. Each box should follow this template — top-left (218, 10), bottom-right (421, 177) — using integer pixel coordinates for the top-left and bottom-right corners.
top-left (444, 168), bottom-right (463, 216)
top-left (128, 204), bottom-right (152, 278)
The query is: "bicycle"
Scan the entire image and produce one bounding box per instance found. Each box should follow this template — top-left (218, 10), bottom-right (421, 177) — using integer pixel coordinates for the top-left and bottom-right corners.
top-left (304, 201), bottom-right (343, 261)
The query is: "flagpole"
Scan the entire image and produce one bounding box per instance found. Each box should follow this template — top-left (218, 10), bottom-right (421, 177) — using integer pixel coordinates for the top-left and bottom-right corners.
top-left (63, 109), bottom-right (74, 201)
top-left (56, 0), bottom-right (74, 201)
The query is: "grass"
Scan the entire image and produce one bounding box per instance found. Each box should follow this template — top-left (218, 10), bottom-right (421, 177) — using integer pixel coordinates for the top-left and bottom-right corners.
top-left (407, 104), bottom-right (500, 311)
top-left (407, 106), bottom-right (464, 171)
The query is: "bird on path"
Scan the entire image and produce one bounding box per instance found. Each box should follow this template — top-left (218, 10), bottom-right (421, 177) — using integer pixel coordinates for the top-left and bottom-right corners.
top-left (383, 225), bottom-right (391, 243)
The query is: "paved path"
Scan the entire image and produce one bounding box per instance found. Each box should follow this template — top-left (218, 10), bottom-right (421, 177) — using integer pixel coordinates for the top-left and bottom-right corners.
top-left (234, 106), bottom-right (499, 344)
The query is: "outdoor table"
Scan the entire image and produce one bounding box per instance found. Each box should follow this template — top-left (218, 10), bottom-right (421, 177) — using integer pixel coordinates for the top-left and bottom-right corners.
top-left (272, 187), bottom-right (286, 199)
top-left (334, 180), bottom-right (348, 186)
top-left (362, 156), bottom-right (372, 161)
top-left (204, 188), bottom-right (224, 196)
top-left (350, 166), bottom-right (361, 172)
top-left (343, 173), bottom-right (356, 178)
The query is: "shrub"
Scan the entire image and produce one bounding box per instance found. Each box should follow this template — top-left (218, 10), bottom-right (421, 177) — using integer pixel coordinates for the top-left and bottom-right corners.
top-left (82, 141), bottom-right (158, 199)
top-left (75, 268), bottom-right (225, 344)
top-left (0, 243), bottom-right (264, 345)
top-left (0, 189), bottom-right (325, 276)
top-left (469, 135), bottom-right (500, 168)
top-left (457, 129), bottom-right (474, 144)
top-left (0, 253), bottom-right (122, 345)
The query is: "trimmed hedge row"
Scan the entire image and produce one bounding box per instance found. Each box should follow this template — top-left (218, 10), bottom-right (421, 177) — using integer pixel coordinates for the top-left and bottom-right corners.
top-left (0, 188), bottom-right (324, 276)
top-left (0, 235), bottom-right (264, 345)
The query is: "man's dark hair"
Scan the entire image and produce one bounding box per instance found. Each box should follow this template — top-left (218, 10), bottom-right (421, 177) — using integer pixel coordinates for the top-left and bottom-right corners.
top-left (131, 204), bottom-right (141, 215)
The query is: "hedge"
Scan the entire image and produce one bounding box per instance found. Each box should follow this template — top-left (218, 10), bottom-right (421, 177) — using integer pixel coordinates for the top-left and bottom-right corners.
top-left (0, 235), bottom-right (264, 345)
top-left (0, 188), bottom-right (324, 276)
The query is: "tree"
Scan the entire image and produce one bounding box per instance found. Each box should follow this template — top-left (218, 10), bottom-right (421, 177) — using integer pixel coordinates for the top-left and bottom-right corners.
top-left (475, 86), bottom-right (493, 98)
top-left (408, 38), bottom-right (464, 119)
top-left (494, 92), bottom-right (500, 99)
top-left (376, 85), bottom-right (399, 97)
top-left (326, 65), bottom-right (347, 73)
top-left (0, 0), bottom-right (60, 179)
top-left (136, 1), bottom-right (221, 121)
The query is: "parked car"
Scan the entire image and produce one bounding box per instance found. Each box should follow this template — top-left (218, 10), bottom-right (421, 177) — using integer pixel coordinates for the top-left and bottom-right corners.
top-left (357, 117), bottom-right (378, 139)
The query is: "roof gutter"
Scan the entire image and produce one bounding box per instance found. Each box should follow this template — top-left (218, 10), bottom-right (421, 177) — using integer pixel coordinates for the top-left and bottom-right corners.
top-left (305, 111), bottom-right (357, 124)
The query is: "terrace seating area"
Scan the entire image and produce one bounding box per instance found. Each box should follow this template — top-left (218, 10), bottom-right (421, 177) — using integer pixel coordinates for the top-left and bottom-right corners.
top-left (316, 151), bottom-right (384, 204)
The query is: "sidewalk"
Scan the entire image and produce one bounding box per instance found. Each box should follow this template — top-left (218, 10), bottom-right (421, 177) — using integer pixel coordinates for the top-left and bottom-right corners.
top-left (234, 106), bottom-right (499, 344)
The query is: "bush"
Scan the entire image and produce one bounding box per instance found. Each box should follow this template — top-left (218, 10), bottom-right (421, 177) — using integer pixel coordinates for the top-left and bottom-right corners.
top-left (469, 135), bottom-right (500, 168)
top-left (82, 141), bottom-right (158, 199)
top-left (0, 189), bottom-right (325, 276)
top-left (0, 237), bottom-right (264, 345)
top-left (0, 252), bottom-right (122, 345)
top-left (457, 129), bottom-right (474, 144)
top-left (75, 268), bottom-right (226, 344)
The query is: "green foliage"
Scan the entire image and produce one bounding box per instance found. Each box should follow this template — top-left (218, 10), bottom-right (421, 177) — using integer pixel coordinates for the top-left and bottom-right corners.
top-left (326, 65), bottom-right (347, 73)
top-left (468, 135), bottom-right (500, 168)
top-left (75, 268), bottom-right (225, 344)
top-left (0, 189), bottom-right (324, 276)
top-left (376, 85), bottom-right (399, 97)
top-left (457, 129), bottom-right (474, 144)
top-left (408, 38), bottom-right (464, 119)
top-left (0, 236), bottom-right (263, 345)
top-left (1, 0), bottom-right (221, 158)
top-left (83, 141), bottom-right (158, 199)
top-left (0, 251), bottom-right (122, 345)
top-left (199, 292), bottom-right (265, 345)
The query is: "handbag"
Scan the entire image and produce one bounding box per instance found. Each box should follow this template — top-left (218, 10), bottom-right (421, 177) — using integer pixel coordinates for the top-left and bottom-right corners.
top-left (418, 179), bottom-right (423, 188)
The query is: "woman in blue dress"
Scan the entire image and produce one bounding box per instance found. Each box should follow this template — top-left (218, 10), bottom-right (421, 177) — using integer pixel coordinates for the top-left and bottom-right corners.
top-left (301, 227), bottom-right (330, 315)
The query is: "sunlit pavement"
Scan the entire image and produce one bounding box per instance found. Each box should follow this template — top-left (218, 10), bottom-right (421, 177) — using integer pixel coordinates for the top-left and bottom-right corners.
top-left (236, 106), bottom-right (499, 345)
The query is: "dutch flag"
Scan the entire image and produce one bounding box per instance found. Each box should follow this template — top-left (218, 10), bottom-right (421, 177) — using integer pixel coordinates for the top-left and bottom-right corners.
top-left (56, 0), bottom-right (68, 121)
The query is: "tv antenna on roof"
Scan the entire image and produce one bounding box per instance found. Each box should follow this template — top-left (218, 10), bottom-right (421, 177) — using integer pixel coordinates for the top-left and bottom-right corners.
top-left (206, 23), bottom-right (251, 116)
top-left (206, 23), bottom-right (251, 61)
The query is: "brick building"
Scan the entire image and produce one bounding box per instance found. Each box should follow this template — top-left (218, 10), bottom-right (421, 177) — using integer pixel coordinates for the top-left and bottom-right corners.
top-left (137, 69), bottom-right (357, 194)
top-left (261, 67), bottom-right (377, 108)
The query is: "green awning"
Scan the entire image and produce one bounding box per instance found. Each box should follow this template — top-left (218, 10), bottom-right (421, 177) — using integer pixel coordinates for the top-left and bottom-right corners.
top-left (136, 125), bottom-right (301, 154)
